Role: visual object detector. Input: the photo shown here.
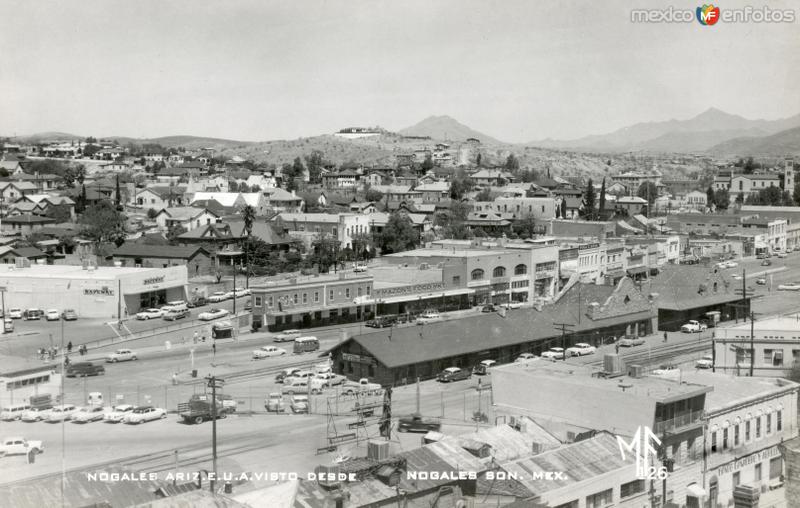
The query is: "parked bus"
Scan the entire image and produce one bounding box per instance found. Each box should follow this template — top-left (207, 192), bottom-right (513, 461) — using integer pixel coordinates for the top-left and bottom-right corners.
top-left (293, 336), bottom-right (320, 354)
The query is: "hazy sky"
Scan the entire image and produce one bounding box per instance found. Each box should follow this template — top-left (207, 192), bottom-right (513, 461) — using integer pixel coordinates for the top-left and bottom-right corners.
top-left (1, 0), bottom-right (798, 143)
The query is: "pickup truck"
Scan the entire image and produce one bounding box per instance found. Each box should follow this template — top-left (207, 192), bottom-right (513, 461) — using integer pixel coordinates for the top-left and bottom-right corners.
top-left (397, 414), bottom-right (441, 433)
top-left (681, 320), bottom-right (708, 333)
top-left (265, 393), bottom-right (285, 413)
top-left (0, 437), bottom-right (43, 457)
top-left (342, 378), bottom-right (382, 395)
top-left (177, 399), bottom-right (231, 424)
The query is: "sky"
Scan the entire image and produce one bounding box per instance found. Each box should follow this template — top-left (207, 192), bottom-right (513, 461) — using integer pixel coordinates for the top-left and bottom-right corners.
top-left (1, 0), bottom-right (799, 143)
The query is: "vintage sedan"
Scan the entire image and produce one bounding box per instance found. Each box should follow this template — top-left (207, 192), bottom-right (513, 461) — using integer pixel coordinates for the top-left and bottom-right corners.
top-left (105, 349), bottom-right (137, 363)
top-left (437, 367), bottom-right (471, 383)
top-left (123, 406), bottom-right (166, 424)
top-left (566, 343), bottom-right (597, 357)
top-left (514, 353), bottom-right (538, 362)
top-left (47, 404), bottom-right (78, 423)
top-left (20, 407), bottom-right (52, 422)
top-left (71, 406), bottom-right (106, 423)
top-left (398, 413), bottom-right (441, 433)
top-left (136, 308), bottom-right (163, 320)
top-left (61, 309), bottom-right (78, 321)
top-left (45, 309), bottom-right (61, 321)
top-left (273, 329), bottom-right (302, 342)
top-left (7, 308), bottom-right (23, 319)
top-left (198, 308), bottom-right (230, 321)
top-left (778, 282), bottom-right (800, 291)
top-left (207, 291), bottom-right (230, 303)
top-left (289, 395), bottom-right (309, 414)
top-left (252, 346), bottom-right (286, 359)
top-left (540, 347), bottom-right (566, 360)
top-left (696, 354), bottom-right (714, 369)
top-left (618, 335), bottom-right (646, 347)
top-left (501, 301), bottom-right (523, 309)
top-left (103, 404), bottom-right (135, 423)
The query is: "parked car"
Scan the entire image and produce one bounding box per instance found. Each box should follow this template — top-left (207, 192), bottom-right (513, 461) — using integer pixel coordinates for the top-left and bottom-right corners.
top-left (45, 309), bottom-right (60, 321)
top-left (47, 404), bottom-right (78, 422)
top-left (696, 354), bottom-right (714, 369)
top-left (289, 395), bottom-right (309, 414)
top-left (437, 367), bottom-right (471, 382)
top-left (275, 367), bottom-right (302, 383)
top-left (353, 264), bottom-right (368, 273)
top-left (501, 301), bottom-right (523, 309)
top-left (541, 347), bottom-right (566, 360)
top-left (207, 292), bottom-right (229, 303)
top-left (416, 310), bottom-right (442, 324)
top-left (366, 316), bottom-right (396, 328)
top-left (71, 406), bottom-right (106, 423)
top-left (136, 308), bottom-right (163, 320)
top-left (778, 282), bottom-right (800, 291)
top-left (105, 349), bottom-right (137, 363)
top-left (20, 406), bottom-right (52, 422)
top-left (103, 404), bottom-right (134, 423)
top-left (123, 406), bottom-right (166, 424)
top-left (618, 335), bottom-right (646, 347)
top-left (724, 261), bottom-right (738, 268)
top-left (681, 320), bottom-right (708, 333)
top-left (198, 308), bottom-right (229, 321)
top-left (652, 364), bottom-right (680, 376)
top-left (273, 329), bottom-right (302, 342)
top-left (265, 393), bottom-right (284, 413)
top-left (761, 259), bottom-right (773, 266)
top-left (163, 308), bottom-right (190, 321)
top-left (473, 359), bottom-right (496, 375)
top-left (481, 304), bottom-right (497, 313)
top-left (23, 309), bottom-right (43, 320)
top-left (7, 308), bottom-right (22, 319)
top-left (777, 252), bottom-right (788, 258)
top-left (284, 370), bottom-right (314, 385)
top-left (252, 346), bottom-right (286, 359)
top-left (160, 300), bottom-right (188, 312)
top-left (756, 277), bottom-right (767, 285)
top-left (66, 362), bottom-right (105, 377)
top-left (187, 296), bottom-right (207, 308)
top-left (61, 309), bottom-right (78, 321)
top-left (566, 343), bottom-right (596, 357)
top-left (233, 287), bottom-right (251, 297)
top-left (397, 413), bottom-right (441, 433)
top-left (0, 438), bottom-right (43, 457)
top-left (314, 372), bottom-right (346, 387)
top-left (515, 353), bottom-right (538, 362)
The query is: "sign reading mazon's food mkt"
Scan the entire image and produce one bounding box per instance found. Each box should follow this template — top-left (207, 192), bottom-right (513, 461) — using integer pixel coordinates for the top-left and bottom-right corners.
top-left (373, 282), bottom-right (445, 298)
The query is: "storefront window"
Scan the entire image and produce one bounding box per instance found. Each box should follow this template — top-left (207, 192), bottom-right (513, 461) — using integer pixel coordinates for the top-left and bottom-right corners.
top-left (302, 293), bottom-right (307, 304)
top-left (345, 288), bottom-right (350, 298)
top-left (267, 296), bottom-right (273, 308)
top-left (329, 290), bottom-right (334, 302)
top-left (471, 269), bottom-right (484, 281)
top-left (314, 292), bottom-right (319, 303)
top-left (293, 294), bottom-right (298, 304)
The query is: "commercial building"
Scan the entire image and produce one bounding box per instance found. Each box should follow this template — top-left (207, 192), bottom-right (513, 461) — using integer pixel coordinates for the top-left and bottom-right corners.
top-left (250, 272), bottom-right (374, 331)
top-left (328, 277), bottom-right (655, 386)
top-left (109, 244), bottom-right (214, 277)
top-left (713, 314), bottom-right (800, 376)
top-left (0, 264), bottom-right (188, 318)
top-left (0, 364), bottom-right (61, 410)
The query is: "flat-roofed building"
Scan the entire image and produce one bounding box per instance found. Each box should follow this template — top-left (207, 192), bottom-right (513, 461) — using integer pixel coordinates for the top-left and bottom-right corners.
top-left (713, 314), bottom-right (800, 376)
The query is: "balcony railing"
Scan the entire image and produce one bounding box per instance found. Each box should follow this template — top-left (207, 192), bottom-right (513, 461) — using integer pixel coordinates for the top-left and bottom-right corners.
top-left (654, 409), bottom-right (704, 434)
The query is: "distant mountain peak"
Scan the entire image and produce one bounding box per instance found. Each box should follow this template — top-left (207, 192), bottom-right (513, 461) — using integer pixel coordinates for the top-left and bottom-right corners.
top-left (398, 115), bottom-right (503, 144)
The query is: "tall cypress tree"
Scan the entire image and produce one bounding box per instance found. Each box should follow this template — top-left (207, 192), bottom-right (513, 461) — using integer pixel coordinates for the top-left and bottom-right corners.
top-left (598, 177), bottom-right (607, 219)
top-left (584, 179), bottom-right (596, 220)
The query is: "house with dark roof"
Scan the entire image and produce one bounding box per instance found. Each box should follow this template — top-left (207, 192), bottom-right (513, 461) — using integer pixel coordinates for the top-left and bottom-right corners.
top-left (0, 245), bottom-right (49, 264)
top-left (0, 214), bottom-right (57, 235)
top-left (648, 264), bottom-right (748, 331)
top-left (133, 185), bottom-right (187, 209)
top-left (109, 244), bottom-right (214, 277)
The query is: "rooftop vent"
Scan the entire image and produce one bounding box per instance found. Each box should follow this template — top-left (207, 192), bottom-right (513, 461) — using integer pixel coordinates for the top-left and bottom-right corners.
top-left (419, 263), bottom-right (429, 270)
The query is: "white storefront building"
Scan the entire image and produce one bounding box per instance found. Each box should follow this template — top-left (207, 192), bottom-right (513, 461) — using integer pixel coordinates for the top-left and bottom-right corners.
top-left (0, 264), bottom-right (188, 319)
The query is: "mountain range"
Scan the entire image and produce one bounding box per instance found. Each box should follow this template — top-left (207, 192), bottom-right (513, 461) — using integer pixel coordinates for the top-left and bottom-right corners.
top-left (529, 108), bottom-right (800, 155)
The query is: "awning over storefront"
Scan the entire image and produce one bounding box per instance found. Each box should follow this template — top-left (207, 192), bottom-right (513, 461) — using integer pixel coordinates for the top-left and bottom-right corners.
top-left (686, 483), bottom-right (706, 498)
top-left (627, 266), bottom-right (648, 276)
top-left (377, 288), bottom-right (474, 305)
top-left (606, 269), bottom-right (626, 278)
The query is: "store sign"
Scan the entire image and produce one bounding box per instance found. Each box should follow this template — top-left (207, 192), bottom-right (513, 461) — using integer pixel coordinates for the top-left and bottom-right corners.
top-left (342, 353), bottom-right (376, 366)
top-left (143, 276), bottom-right (165, 285)
top-left (579, 243), bottom-right (600, 251)
top-left (374, 282), bottom-right (445, 298)
top-left (84, 287), bottom-right (114, 296)
top-left (716, 446), bottom-right (780, 476)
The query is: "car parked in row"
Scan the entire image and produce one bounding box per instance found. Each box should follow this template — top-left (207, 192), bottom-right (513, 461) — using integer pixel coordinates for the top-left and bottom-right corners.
top-left (501, 301), bottom-right (523, 309)
top-left (756, 277), bottom-right (767, 285)
top-left (437, 367), bottom-right (471, 382)
top-left (515, 353), bottom-right (538, 362)
top-left (566, 343), bottom-right (596, 356)
top-left (23, 309), bottom-right (43, 320)
top-left (473, 359), bottom-right (496, 375)
top-left (104, 405), bottom-right (135, 423)
top-left (71, 406), bottom-right (106, 423)
top-left (618, 335), bottom-right (646, 347)
top-left (123, 406), bottom-right (166, 424)
top-left (207, 292), bottom-right (230, 303)
top-left (45, 309), bottom-right (60, 321)
top-left (289, 395), bottom-right (309, 414)
top-left (61, 309), bottom-right (78, 321)
top-left (398, 413), bottom-right (441, 433)
top-left (7, 308), bottom-right (22, 319)
top-left (163, 308), bottom-right (190, 321)
top-left (778, 282), bottom-right (800, 291)
top-left (47, 404), bottom-right (78, 423)
top-left (273, 329), bottom-right (302, 342)
top-left (416, 310), bottom-right (442, 324)
top-left (696, 354), bottom-right (714, 369)
top-left (681, 320), bottom-right (708, 333)
top-left (0, 437), bottom-right (43, 458)
top-left (187, 296), bottom-right (207, 308)
top-left (136, 308), bottom-right (163, 320)
top-left (541, 347), bottom-right (566, 360)
top-left (21, 406), bottom-right (52, 422)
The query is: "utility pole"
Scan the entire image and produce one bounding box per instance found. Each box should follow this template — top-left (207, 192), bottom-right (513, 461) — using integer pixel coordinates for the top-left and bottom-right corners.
top-left (553, 322), bottom-right (576, 361)
top-left (206, 375), bottom-right (224, 493)
top-left (749, 311), bottom-right (756, 377)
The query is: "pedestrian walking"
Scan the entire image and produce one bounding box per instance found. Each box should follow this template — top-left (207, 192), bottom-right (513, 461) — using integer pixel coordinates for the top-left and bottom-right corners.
top-left (212, 342), bottom-right (216, 356)
top-left (663, 331), bottom-right (668, 343)
top-left (67, 341), bottom-right (73, 353)
top-left (615, 342), bottom-right (620, 355)
top-left (172, 373), bottom-right (178, 385)
top-left (193, 331), bottom-right (199, 344)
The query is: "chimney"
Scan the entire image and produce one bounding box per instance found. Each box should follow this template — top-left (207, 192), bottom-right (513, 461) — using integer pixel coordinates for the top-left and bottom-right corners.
top-left (587, 301), bottom-right (600, 319)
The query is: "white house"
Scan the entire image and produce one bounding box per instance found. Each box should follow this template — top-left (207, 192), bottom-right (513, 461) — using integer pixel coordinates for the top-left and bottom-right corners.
top-left (154, 207), bottom-right (220, 231)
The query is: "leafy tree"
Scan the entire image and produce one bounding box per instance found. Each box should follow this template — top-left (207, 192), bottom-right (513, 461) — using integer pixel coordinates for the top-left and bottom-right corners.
top-left (229, 180), bottom-right (240, 192)
top-left (512, 215), bottom-right (540, 239)
top-left (377, 213), bottom-right (419, 254)
top-left (281, 163), bottom-right (298, 192)
top-left (79, 201), bottom-right (126, 251)
top-left (794, 182), bottom-right (800, 206)
top-left (505, 154), bottom-right (520, 171)
top-left (365, 188), bottom-right (384, 203)
top-left (115, 175), bottom-right (122, 210)
top-left (743, 157), bottom-right (757, 174)
top-left (146, 208), bottom-right (159, 219)
top-left (475, 188), bottom-right (494, 201)
top-left (450, 172), bottom-right (474, 200)
top-left (476, 153), bottom-right (482, 167)
top-left (421, 154), bottom-right (434, 172)
top-left (308, 234), bottom-right (339, 273)
top-left (75, 184), bottom-right (87, 214)
top-left (82, 144), bottom-right (101, 158)
top-left (292, 157), bottom-right (306, 181)
top-left (166, 224), bottom-right (187, 244)
top-left (714, 188), bottom-right (730, 210)
top-left (240, 205), bottom-right (256, 238)
top-left (736, 192), bottom-right (744, 205)
top-left (63, 166), bottom-right (76, 188)
top-left (745, 186), bottom-right (786, 206)
top-left (45, 204), bottom-right (71, 223)
top-left (583, 179), bottom-right (596, 220)
top-left (636, 181), bottom-right (658, 207)
top-left (560, 199), bottom-right (567, 219)
top-left (598, 177), bottom-right (606, 218)
top-left (520, 169), bottom-right (540, 183)
top-left (706, 186), bottom-right (715, 208)
top-left (304, 150), bottom-right (324, 184)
